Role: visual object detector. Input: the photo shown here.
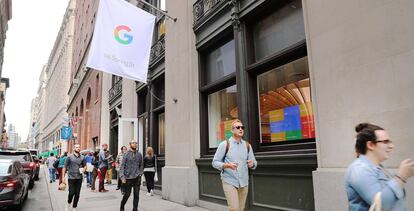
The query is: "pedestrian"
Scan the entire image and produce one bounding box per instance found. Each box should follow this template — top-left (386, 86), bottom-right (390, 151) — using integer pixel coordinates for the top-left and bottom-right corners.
top-left (46, 153), bottom-right (57, 183)
top-left (98, 143), bottom-right (112, 192)
top-left (90, 150), bottom-right (100, 192)
top-left (212, 119), bottom-right (257, 211)
top-left (58, 152), bottom-right (68, 186)
top-left (116, 146), bottom-right (127, 193)
top-left (105, 151), bottom-right (114, 184)
top-left (345, 123), bottom-right (414, 210)
top-left (62, 144), bottom-right (86, 211)
top-left (85, 151), bottom-right (93, 187)
top-left (143, 146), bottom-right (156, 196)
top-left (119, 140), bottom-right (143, 211)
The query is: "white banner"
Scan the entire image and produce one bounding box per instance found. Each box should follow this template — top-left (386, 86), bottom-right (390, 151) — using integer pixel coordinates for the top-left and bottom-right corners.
top-left (86, 0), bottom-right (156, 83)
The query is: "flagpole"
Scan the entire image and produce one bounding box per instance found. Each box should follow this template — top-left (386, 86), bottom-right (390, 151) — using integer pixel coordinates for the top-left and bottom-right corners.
top-left (137, 0), bottom-right (177, 22)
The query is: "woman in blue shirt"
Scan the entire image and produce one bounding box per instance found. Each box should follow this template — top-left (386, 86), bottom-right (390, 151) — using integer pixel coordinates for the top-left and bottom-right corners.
top-left (345, 123), bottom-right (414, 210)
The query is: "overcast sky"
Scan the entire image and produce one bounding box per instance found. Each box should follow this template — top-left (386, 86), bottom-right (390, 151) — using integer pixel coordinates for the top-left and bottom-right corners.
top-left (3, 0), bottom-right (69, 139)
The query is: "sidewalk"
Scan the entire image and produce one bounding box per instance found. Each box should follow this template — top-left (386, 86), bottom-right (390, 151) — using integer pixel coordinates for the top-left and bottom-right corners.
top-left (43, 167), bottom-right (209, 211)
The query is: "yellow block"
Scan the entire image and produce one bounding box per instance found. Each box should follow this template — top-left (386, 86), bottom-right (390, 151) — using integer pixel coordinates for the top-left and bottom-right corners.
top-left (300, 102), bottom-right (313, 117)
top-left (271, 132), bottom-right (286, 142)
top-left (269, 109), bottom-right (284, 122)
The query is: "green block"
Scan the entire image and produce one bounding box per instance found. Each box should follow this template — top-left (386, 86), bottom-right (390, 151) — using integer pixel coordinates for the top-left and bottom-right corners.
top-left (286, 130), bottom-right (302, 140)
top-left (225, 131), bottom-right (233, 139)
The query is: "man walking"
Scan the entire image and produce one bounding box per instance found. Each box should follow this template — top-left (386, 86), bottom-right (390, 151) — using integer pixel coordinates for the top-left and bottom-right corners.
top-left (98, 143), bottom-right (112, 192)
top-left (62, 144), bottom-right (86, 211)
top-left (212, 119), bottom-right (257, 211)
top-left (119, 140), bottom-right (143, 211)
top-left (46, 153), bottom-right (57, 183)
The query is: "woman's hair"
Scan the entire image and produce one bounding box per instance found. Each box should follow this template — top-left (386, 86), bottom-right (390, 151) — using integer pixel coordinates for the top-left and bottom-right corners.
top-left (146, 147), bottom-right (154, 157)
top-left (63, 152), bottom-right (68, 157)
top-left (120, 146), bottom-right (127, 150)
top-left (355, 123), bottom-right (384, 155)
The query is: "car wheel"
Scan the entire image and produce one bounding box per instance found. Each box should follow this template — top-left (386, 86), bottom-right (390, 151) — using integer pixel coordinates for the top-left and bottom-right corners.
top-left (29, 179), bottom-right (34, 189)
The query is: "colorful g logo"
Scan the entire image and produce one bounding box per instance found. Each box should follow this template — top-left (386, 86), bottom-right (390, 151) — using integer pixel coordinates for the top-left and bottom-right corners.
top-left (114, 25), bottom-right (133, 45)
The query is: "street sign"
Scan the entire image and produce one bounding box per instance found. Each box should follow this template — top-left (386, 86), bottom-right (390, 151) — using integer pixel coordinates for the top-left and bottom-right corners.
top-left (61, 126), bottom-right (72, 140)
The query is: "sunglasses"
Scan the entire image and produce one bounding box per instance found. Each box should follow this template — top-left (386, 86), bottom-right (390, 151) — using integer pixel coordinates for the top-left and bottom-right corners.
top-left (376, 139), bottom-right (393, 144)
top-left (233, 126), bottom-right (245, 130)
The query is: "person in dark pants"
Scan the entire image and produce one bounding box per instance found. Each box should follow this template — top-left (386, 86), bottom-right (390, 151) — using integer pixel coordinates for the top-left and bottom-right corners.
top-left (90, 150), bottom-right (100, 192)
top-left (62, 144), bottom-right (86, 211)
top-left (99, 143), bottom-right (112, 192)
top-left (143, 147), bottom-right (156, 196)
top-left (119, 140), bottom-right (143, 211)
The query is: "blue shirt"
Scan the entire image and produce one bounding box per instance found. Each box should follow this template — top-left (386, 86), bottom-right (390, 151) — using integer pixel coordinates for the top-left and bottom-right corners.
top-left (58, 156), bottom-right (67, 168)
top-left (345, 155), bottom-right (406, 211)
top-left (85, 155), bottom-right (93, 164)
top-left (212, 137), bottom-right (257, 188)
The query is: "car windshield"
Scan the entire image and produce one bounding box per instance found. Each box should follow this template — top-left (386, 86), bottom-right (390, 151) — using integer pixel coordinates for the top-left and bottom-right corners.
top-left (0, 163), bottom-right (12, 175)
top-left (0, 154), bottom-right (31, 162)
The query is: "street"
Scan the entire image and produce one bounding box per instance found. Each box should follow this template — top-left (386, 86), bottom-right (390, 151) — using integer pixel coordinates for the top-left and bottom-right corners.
top-left (1, 165), bottom-right (208, 211)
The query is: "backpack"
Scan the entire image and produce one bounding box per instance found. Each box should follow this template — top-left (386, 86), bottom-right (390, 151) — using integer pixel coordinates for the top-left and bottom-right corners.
top-left (53, 159), bottom-right (59, 169)
top-left (223, 139), bottom-right (250, 160)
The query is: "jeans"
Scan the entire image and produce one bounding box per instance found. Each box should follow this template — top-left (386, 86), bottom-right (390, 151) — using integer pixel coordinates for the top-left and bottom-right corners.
top-left (86, 172), bottom-right (92, 185)
top-left (68, 179), bottom-right (82, 208)
top-left (143, 171), bottom-right (155, 193)
top-left (99, 167), bottom-right (107, 191)
top-left (48, 168), bottom-right (55, 182)
top-left (120, 176), bottom-right (141, 211)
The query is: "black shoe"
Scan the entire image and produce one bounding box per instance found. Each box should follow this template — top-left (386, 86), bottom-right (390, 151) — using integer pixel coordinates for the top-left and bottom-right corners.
top-left (116, 187), bottom-right (120, 190)
top-left (50, 181), bottom-right (52, 183)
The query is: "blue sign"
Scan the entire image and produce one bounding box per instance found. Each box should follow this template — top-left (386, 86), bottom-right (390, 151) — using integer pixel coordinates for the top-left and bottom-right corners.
top-left (61, 126), bottom-right (72, 140)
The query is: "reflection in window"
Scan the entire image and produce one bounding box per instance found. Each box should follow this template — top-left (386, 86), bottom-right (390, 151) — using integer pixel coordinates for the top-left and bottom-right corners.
top-left (205, 40), bottom-right (236, 84)
top-left (208, 85), bottom-right (238, 148)
top-left (253, 0), bottom-right (305, 61)
top-left (257, 57), bottom-right (314, 144)
top-left (158, 113), bottom-right (165, 155)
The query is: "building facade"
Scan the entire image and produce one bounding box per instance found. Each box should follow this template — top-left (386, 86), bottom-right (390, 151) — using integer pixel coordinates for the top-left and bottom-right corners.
top-left (35, 67), bottom-right (47, 153)
top-left (7, 124), bottom-right (20, 149)
top-left (160, 0), bottom-right (414, 210)
top-left (42, 0), bottom-right (76, 155)
top-left (67, 0), bottom-right (102, 152)
top-left (0, 0), bottom-right (11, 135)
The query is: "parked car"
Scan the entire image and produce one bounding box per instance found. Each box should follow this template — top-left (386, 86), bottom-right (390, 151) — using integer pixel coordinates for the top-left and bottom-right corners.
top-left (0, 151), bottom-right (35, 189)
top-left (0, 159), bottom-right (30, 211)
top-left (31, 155), bottom-right (40, 180)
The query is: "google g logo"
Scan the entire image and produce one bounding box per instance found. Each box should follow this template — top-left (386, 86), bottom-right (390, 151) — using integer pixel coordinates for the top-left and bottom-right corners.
top-left (114, 25), bottom-right (133, 45)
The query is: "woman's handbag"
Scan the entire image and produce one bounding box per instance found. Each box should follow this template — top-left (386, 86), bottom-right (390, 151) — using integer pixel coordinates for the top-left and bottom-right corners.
top-left (154, 172), bottom-right (158, 182)
top-left (86, 163), bottom-right (94, 172)
top-left (368, 192), bottom-right (382, 211)
top-left (58, 182), bottom-right (67, 191)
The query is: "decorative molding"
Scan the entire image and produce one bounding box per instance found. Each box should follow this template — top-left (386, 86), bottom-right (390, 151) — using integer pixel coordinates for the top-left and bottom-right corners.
top-left (149, 35), bottom-right (165, 67)
top-left (229, 0), bottom-right (240, 31)
top-left (193, 0), bottom-right (226, 24)
top-left (108, 79), bottom-right (122, 103)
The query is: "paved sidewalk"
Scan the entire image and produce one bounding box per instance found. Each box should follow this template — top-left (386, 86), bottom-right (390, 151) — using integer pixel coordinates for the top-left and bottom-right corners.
top-left (44, 167), bottom-right (209, 211)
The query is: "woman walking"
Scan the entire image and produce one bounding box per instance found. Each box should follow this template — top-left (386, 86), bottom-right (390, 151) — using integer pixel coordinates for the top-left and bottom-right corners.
top-left (143, 147), bottom-right (156, 196)
top-left (90, 150), bottom-right (100, 192)
top-left (58, 152), bottom-right (68, 186)
top-left (345, 123), bottom-right (414, 210)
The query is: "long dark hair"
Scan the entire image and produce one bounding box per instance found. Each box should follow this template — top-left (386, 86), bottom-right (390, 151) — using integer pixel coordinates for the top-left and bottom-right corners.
top-left (354, 123), bottom-right (384, 155)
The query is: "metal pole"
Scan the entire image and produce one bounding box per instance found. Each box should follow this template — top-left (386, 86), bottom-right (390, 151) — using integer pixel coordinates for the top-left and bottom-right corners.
top-left (138, 0), bottom-right (177, 22)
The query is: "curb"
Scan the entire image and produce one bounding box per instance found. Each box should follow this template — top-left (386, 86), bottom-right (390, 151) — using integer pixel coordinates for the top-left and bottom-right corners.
top-left (43, 166), bottom-right (60, 211)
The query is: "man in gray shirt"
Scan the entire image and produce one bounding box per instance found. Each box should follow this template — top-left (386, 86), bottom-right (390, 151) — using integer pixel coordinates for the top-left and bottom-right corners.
top-left (119, 140), bottom-right (143, 211)
top-left (62, 144), bottom-right (86, 211)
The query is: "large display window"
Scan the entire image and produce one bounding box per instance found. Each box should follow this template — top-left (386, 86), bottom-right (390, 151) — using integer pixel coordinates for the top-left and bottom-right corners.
top-left (208, 85), bottom-right (238, 148)
top-left (257, 57), bottom-right (314, 145)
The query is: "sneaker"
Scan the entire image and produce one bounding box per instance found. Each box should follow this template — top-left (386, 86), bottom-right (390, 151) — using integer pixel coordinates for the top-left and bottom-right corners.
top-left (99, 189), bottom-right (109, 193)
top-left (150, 189), bottom-right (154, 196)
top-left (146, 192), bottom-right (151, 196)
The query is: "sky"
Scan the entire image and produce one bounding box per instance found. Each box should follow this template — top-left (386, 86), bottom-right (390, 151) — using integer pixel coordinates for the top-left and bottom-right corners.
top-left (3, 0), bottom-right (69, 140)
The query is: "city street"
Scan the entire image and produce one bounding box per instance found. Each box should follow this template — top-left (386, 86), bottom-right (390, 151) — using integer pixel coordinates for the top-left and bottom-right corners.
top-left (2, 165), bottom-right (209, 211)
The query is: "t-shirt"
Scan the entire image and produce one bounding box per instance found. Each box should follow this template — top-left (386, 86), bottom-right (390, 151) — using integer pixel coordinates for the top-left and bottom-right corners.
top-left (47, 156), bottom-right (57, 169)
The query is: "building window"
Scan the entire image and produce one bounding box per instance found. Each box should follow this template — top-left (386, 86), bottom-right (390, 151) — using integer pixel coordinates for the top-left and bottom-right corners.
top-left (158, 113), bottom-right (165, 155)
top-left (208, 85), bottom-right (238, 148)
top-left (200, 34), bottom-right (236, 154)
top-left (205, 40), bottom-right (236, 84)
top-left (257, 57), bottom-right (314, 145)
top-left (252, 0), bottom-right (304, 62)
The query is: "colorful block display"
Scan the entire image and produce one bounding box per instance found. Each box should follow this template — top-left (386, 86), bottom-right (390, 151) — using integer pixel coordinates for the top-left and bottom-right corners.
top-left (269, 103), bottom-right (315, 142)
